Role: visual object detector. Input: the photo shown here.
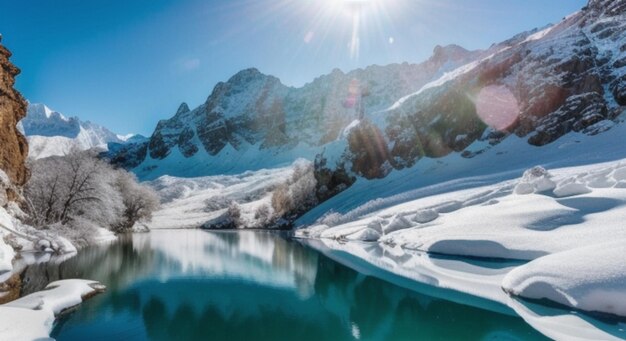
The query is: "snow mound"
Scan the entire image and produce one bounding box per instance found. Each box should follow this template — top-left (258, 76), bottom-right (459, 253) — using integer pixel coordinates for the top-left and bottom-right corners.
top-left (503, 240), bottom-right (626, 318)
top-left (383, 214), bottom-right (413, 234)
top-left (299, 159), bottom-right (626, 261)
top-left (0, 279), bottom-right (105, 340)
top-left (412, 209), bottom-right (439, 223)
top-left (0, 208), bottom-right (16, 274)
top-left (345, 228), bottom-right (381, 241)
top-left (553, 179), bottom-right (592, 197)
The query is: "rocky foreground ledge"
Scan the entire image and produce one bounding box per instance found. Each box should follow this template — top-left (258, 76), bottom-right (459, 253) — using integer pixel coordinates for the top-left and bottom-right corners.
top-left (0, 279), bottom-right (106, 340)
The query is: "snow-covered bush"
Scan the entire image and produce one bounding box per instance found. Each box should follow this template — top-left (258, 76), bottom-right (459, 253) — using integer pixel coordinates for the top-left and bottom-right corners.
top-left (270, 161), bottom-right (318, 220)
top-left (204, 195), bottom-right (234, 212)
top-left (317, 210), bottom-right (343, 227)
top-left (113, 171), bottom-right (160, 232)
top-left (227, 202), bottom-right (242, 227)
top-left (271, 183), bottom-right (293, 217)
top-left (24, 150), bottom-right (159, 234)
top-left (254, 204), bottom-right (272, 226)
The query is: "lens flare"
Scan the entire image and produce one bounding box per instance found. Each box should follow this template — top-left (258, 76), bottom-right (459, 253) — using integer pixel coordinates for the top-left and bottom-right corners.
top-left (475, 85), bottom-right (520, 131)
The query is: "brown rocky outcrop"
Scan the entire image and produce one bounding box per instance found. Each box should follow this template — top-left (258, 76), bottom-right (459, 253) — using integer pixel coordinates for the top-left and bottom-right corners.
top-left (0, 38), bottom-right (29, 201)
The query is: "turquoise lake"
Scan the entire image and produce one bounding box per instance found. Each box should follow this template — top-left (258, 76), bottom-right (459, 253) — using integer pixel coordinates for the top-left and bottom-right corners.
top-left (19, 230), bottom-right (548, 340)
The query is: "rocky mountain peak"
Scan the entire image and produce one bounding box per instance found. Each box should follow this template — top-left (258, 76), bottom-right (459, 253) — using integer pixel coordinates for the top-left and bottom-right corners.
top-left (175, 102), bottom-right (190, 116)
top-left (431, 44), bottom-right (471, 63)
top-left (227, 67), bottom-right (269, 84)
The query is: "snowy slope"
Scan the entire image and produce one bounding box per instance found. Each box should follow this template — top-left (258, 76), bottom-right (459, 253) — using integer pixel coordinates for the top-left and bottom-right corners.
top-left (20, 103), bottom-right (134, 159)
top-left (295, 117), bottom-right (626, 322)
top-left (146, 164), bottom-right (294, 229)
top-left (145, 159), bottom-right (315, 229)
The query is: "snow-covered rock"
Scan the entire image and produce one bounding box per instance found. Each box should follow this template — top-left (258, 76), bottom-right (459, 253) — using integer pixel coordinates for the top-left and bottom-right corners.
top-left (503, 240), bottom-right (626, 318)
top-left (514, 166), bottom-right (556, 195)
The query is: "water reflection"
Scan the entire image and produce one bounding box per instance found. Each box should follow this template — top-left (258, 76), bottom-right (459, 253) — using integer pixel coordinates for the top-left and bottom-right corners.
top-left (18, 230), bottom-right (550, 340)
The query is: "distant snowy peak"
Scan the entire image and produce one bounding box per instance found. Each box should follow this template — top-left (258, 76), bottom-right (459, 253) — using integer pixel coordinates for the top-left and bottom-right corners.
top-left (21, 103), bottom-right (78, 138)
top-left (21, 103), bottom-right (130, 159)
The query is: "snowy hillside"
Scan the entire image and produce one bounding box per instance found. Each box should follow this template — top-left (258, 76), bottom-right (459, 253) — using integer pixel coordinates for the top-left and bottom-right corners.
top-left (19, 103), bottom-right (134, 159)
top-left (145, 159), bottom-right (317, 230)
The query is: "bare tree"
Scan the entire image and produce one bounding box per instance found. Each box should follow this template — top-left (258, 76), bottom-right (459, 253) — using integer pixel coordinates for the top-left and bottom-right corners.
top-left (25, 149), bottom-right (159, 234)
top-left (114, 171), bottom-right (160, 232)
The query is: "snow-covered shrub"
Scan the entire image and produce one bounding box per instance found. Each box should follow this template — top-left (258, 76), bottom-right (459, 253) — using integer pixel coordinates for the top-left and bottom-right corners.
top-left (204, 195), bottom-right (234, 212)
top-left (514, 166), bottom-right (556, 195)
top-left (270, 161), bottom-right (318, 220)
top-left (289, 161), bottom-right (318, 210)
top-left (113, 171), bottom-right (160, 233)
top-left (227, 202), bottom-right (242, 227)
top-left (271, 183), bottom-right (293, 217)
top-left (254, 204), bottom-right (272, 226)
top-left (317, 211), bottom-right (343, 227)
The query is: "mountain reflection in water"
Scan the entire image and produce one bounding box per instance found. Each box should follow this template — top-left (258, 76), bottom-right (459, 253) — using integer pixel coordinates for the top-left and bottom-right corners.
top-left (15, 230), bottom-right (546, 341)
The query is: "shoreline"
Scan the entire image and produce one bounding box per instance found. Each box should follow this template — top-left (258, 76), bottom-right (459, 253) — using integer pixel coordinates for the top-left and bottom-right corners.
top-left (298, 237), bottom-right (626, 340)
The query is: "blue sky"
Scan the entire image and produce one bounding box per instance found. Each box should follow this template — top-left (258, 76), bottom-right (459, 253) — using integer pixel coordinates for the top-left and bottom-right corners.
top-left (0, 0), bottom-right (586, 135)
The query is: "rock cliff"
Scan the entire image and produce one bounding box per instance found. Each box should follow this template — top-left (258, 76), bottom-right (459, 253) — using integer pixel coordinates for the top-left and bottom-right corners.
top-left (0, 38), bottom-right (29, 202)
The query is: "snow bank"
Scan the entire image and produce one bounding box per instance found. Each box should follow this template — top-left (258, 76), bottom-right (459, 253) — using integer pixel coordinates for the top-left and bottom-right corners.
top-left (0, 279), bottom-right (105, 340)
top-left (503, 240), bottom-right (626, 318)
top-left (300, 160), bottom-right (626, 260)
top-left (0, 208), bottom-right (16, 274)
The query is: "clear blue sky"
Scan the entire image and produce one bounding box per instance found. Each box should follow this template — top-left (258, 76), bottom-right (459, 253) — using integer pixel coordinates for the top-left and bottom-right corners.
top-left (0, 0), bottom-right (586, 135)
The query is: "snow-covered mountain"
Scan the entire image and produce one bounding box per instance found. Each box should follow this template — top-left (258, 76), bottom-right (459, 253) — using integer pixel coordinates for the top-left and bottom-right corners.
top-left (111, 0), bottom-right (625, 186)
top-left (109, 45), bottom-right (483, 179)
top-left (19, 103), bottom-right (139, 159)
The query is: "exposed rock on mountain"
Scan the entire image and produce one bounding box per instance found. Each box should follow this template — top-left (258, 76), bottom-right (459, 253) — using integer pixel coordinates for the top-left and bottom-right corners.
top-left (0, 38), bottom-right (29, 197)
top-left (362, 0), bottom-right (626, 171)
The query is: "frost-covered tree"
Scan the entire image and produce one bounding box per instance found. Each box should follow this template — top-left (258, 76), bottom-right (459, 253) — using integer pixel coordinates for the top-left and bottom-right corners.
top-left (271, 161), bottom-right (317, 220)
top-left (25, 149), bottom-right (159, 233)
top-left (227, 202), bottom-right (242, 227)
top-left (113, 171), bottom-right (160, 232)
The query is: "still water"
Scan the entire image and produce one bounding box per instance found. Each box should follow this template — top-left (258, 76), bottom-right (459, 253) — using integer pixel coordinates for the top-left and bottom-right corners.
top-left (20, 230), bottom-right (547, 340)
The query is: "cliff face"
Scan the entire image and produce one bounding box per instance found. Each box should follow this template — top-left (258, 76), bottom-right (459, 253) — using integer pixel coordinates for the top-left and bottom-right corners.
top-left (0, 39), bottom-right (29, 200)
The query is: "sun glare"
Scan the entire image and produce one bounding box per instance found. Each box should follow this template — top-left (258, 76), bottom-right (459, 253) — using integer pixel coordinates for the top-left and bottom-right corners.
top-left (339, 0), bottom-right (376, 59)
